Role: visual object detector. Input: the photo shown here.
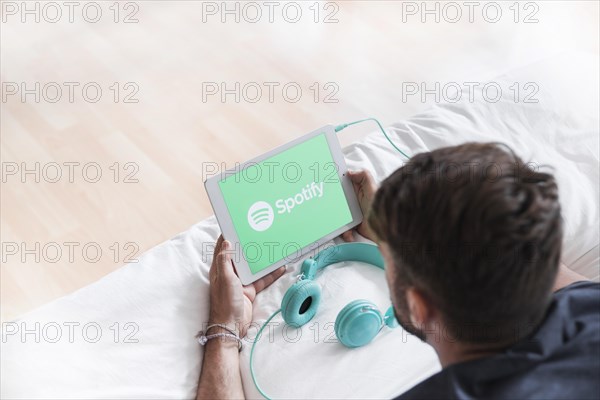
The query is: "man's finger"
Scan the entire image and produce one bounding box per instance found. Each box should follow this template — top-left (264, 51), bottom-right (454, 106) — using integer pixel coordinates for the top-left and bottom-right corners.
top-left (351, 169), bottom-right (376, 188)
top-left (215, 235), bottom-right (225, 253)
top-left (210, 239), bottom-right (236, 283)
top-left (348, 169), bottom-right (367, 184)
top-left (252, 266), bottom-right (286, 294)
top-left (341, 230), bottom-right (355, 242)
top-left (209, 235), bottom-right (225, 280)
top-left (212, 235), bottom-right (225, 262)
top-left (349, 170), bottom-right (368, 194)
top-left (216, 240), bottom-right (237, 278)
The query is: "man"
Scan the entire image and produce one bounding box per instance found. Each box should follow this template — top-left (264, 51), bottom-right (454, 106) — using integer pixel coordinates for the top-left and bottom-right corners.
top-left (197, 143), bottom-right (599, 399)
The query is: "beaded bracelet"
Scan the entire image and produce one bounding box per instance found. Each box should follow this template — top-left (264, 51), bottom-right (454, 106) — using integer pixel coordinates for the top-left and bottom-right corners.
top-left (206, 323), bottom-right (238, 336)
top-left (196, 324), bottom-right (242, 352)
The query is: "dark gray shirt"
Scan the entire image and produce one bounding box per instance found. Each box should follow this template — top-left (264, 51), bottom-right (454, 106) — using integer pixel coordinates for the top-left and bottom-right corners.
top-left (397, 281), bottom-right (600, 400)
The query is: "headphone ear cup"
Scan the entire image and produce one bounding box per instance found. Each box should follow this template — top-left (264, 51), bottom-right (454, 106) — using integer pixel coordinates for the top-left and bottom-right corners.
top-left (335, 300), bottom-right (383, 348)
top-left (281, 280), bottom-right (321, 328)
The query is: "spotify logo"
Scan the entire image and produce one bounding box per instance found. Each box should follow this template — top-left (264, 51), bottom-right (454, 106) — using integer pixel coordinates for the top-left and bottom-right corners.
top-left (247, 182), bottom-right (326, 232)
top-left (247, 201), bottom-right (275, 232)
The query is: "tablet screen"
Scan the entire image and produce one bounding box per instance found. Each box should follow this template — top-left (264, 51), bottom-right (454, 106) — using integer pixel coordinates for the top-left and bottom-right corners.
top-left (218, 133), bottom-right (353, 274)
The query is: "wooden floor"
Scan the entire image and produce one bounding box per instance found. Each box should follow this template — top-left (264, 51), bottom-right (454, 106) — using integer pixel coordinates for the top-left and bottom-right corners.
top-left (1, 1), bottom-right (598, 321)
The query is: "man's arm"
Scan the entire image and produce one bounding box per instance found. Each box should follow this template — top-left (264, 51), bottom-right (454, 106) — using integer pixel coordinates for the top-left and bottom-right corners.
top-left (553, 262), bottom-right (589, 292)
top-left (197, 328), bottom-right (243, 399)
top-left (196, 236), bottom-right (285, 400)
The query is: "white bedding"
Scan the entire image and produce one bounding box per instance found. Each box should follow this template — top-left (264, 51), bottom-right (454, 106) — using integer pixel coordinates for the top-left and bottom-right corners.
top-left (2, 52), bottom-right (599, 399)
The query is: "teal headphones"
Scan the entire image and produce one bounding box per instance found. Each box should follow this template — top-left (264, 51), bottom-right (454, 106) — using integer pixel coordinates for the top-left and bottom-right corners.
top-left (281, 242), bottom-right (399, 347)
top-left (250, 242), bottom-right (399, 398)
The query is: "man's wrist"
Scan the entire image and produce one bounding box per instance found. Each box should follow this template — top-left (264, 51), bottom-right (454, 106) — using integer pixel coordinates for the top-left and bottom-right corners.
top-left (206, 321), bottom-right (240, 336)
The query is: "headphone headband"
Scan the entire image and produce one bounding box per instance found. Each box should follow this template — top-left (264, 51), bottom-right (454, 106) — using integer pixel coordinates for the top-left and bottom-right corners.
top-left (300, 242), bottom-right (385, 280)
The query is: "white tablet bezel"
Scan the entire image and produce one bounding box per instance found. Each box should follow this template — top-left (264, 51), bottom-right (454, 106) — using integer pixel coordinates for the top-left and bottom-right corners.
top-left (204, 124), bottom-right (363, 285)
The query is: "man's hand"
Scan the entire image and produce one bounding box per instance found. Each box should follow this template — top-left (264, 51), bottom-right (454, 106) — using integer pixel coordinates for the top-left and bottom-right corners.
top-left (342, 169), bottom-right (379, 243)
top-left (209, 235), bottom-right (286, 337)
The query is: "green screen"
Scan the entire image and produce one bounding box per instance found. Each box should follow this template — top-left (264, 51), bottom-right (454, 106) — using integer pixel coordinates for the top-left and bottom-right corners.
top-left (218, 133), bottom-right (352, 274)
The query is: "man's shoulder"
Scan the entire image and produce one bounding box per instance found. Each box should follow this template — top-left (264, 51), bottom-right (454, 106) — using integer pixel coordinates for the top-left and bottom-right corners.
top-left (554, 279), bottom-right (599, 299)
top-left (395, 281), bottom-right (600, 400)
top-left (552, 280), bottom-right (599, 324)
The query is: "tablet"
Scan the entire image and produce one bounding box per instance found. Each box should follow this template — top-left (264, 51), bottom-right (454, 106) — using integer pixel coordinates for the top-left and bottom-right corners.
top-left (204, 124), bottom-right (363, 284)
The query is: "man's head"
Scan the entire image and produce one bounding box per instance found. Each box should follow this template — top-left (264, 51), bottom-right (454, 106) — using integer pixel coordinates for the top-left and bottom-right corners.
top-left (368, 143), bottom-right (562, 346)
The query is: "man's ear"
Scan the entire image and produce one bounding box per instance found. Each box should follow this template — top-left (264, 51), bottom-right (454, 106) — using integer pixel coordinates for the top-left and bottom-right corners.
top-left (406, 288), bottom-right (432, 327)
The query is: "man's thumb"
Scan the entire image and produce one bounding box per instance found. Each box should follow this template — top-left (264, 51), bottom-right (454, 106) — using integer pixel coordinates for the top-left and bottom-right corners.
top-left (348, 169), bottom-right (367, 182)
top-left (216, 240), bottom-right (231, 266)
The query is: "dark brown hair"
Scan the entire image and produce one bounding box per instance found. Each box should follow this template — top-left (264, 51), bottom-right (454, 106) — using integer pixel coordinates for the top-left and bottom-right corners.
top-left (369, 142), bottom-right (562, 344)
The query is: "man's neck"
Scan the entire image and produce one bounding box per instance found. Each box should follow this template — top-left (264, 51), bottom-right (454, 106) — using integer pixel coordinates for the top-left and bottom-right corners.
top-left (432, 338), bottom-right (510, 368)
